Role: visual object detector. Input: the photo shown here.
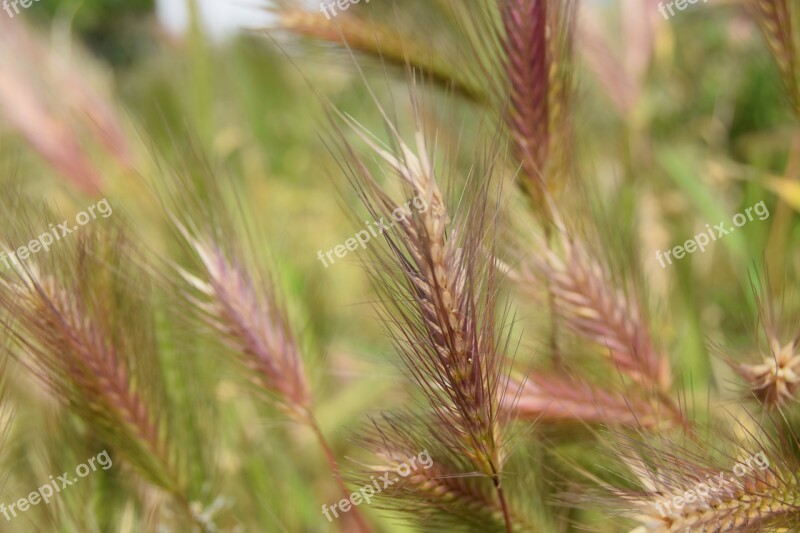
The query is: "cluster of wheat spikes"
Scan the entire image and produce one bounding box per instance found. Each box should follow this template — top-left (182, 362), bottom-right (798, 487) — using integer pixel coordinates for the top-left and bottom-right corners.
top-left (0, 207), bottom-right (213, 530)
top-left (0, 0), bottom-right (799, 531)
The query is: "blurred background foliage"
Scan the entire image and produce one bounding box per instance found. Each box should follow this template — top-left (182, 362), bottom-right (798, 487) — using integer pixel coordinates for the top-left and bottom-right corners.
top-left (0, 0), bottom-right (798, 531)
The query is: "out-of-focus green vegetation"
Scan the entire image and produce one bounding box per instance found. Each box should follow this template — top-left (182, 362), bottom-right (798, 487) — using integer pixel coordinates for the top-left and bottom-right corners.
top-left (0, 0), bottom-right (798, 531)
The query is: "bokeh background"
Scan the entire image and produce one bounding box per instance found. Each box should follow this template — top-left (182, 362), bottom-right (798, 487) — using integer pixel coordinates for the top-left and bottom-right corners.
top-left (0, 0), bottom-right (797, 531)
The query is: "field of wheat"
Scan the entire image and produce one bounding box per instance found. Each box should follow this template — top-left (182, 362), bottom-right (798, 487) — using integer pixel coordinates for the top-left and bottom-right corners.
top-left (0, 0), bottom-right (798, 531)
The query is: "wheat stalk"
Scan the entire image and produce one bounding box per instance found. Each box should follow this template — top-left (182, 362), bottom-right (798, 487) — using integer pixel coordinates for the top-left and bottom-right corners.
top-left (273, 3), bottom-right (486, 102)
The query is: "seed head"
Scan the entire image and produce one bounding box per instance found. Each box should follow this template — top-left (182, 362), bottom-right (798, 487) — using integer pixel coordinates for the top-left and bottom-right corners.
top-left (738, 338), bottom-right (800, 408)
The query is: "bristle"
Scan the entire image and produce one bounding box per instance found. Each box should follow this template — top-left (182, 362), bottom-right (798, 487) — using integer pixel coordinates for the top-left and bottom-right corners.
top-left (0, 341), bottom-right (14, 492)
top-left (355, 415), bottom-right (537, 531)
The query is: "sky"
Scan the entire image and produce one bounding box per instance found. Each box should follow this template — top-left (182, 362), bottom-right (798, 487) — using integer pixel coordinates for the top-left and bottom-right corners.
top-left (156, 0), bottom-right (276, 39)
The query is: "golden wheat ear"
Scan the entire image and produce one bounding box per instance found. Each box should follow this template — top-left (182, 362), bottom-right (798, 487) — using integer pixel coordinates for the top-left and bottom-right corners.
top-left (174, 222), bottom-right (314, 422)
top-left (160, 159), bottom-right (373, 532)
top-left (596, 423), bottom-right (800, 532)
top-left (451, 0), bottom-right (578, 207)
top-left (324, 76), bottom-right (536, 531)
top-left (499, 0), bottom-right (577, 202)
top-left (0, 226), bottom-right (215, 531)
top-left (502, 214), bottom-right (687, 432)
